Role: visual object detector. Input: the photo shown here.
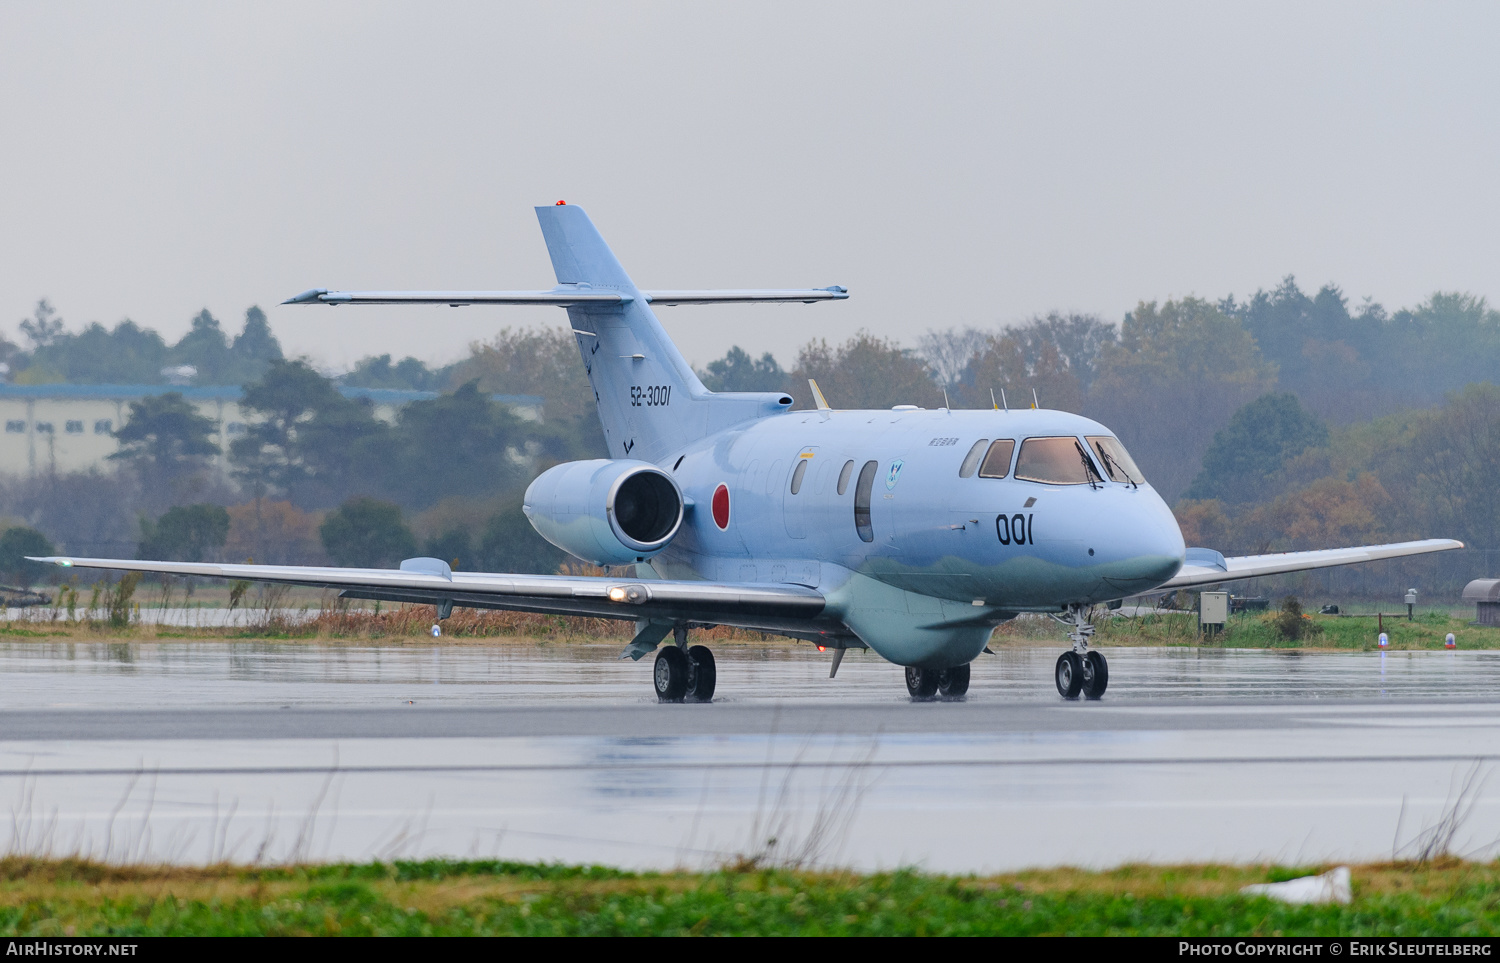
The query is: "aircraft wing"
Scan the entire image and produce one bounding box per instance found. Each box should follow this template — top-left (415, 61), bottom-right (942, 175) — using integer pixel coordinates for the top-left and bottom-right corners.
top-left (281, 287), bottom-right (847, 306)
top-left (1159, 538), bottom-right (1464, 591)
top-left (29, 556), bottom-right (825, 627)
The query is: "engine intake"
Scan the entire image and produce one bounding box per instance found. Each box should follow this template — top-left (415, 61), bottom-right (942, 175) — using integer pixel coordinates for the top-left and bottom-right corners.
top-left (523, 459), bottom-right (685, 566)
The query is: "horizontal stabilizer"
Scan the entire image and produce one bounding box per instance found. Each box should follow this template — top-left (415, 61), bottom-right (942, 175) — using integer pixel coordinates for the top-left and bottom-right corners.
top-left (282, 288), bottom-right (625, 306)
top-left (1159, 538), bottom-right (1464, 590)
top-left (645, 287), bottom-right (847, 305)
top-left (282, 287), bottom-right (847, 307)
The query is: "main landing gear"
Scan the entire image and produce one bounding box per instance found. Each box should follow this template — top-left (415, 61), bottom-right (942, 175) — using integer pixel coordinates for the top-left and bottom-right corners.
top-left (1054, 603), bottom-right (1108, 700)
top-left (904, 663), bottom-right (970, 701)
top-left (653, 626), bottom-right (716, 703)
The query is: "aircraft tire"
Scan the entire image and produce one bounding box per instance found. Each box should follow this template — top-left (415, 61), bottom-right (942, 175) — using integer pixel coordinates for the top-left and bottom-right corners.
top-left (937, 663), bottom-right (970, 698)
top-left (1082, 651), bottom-right (1108, 700)
top-left (685, 645), bottom-right (716, 703)
top-left (1055, 652), bottom-right (1083, 700)
top-left (654, 646), bottom-right (689, 703)
top-left (905, 666), bottom-right (939, 700)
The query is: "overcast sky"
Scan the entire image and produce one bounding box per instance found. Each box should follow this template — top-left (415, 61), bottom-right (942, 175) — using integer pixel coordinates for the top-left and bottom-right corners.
top-left (2, 2), bottom-right (1496, 373)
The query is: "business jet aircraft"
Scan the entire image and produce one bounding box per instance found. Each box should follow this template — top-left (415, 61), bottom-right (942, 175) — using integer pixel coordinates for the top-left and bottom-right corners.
top-left (35, 204), bottom-right (1461, 702)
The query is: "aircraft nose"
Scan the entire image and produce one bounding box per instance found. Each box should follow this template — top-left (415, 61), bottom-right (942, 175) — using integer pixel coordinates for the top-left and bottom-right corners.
top-left (1099, 492), bottom-right (1185, 590)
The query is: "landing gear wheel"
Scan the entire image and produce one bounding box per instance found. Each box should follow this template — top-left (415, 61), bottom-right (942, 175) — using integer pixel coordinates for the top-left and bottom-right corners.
top-left (1055, 651), bottom-right (1083, 700)
top-left (905, 666), bottom-right (939, 700)
top-left (937, 663), bottom-right (970, 698)
top-left (685, 645), bottom-right (716, 703)
top-left (654, 646), bottom-right (689, 703)
top-left (1081, 650), bottom-right (1108, 700)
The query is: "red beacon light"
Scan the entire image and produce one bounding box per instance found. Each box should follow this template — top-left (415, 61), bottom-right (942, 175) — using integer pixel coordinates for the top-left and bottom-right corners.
top-left (556, 200), bottom-right (567, 205)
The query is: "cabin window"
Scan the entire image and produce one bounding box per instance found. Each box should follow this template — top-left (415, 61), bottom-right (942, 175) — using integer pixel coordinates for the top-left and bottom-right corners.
top-left (978, 439), bottom-right (1016, 479)
top-left (789, 459), bottom-right (809, 494)
top-left (837, 459), bottom-right (854, 495)
top-left (1014, 436), bottom-right (1100, 485)
top-left (1086, 435), bottom-right (1146, 485)
top-left (853, 460), bottom-right (878, 542)
top-left (958, 440), bottom-right (988, 478)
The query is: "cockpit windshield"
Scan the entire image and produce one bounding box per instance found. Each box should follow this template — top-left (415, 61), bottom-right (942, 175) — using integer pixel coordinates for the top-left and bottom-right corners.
top-left (1085, 435), bottom-right (1146, 485)
top-left (1014, 436), bottom-right (1100, 486)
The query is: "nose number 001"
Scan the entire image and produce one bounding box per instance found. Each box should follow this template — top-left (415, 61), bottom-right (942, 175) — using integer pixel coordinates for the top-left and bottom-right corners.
top-left (997, 513), bottom-right (1033, 546)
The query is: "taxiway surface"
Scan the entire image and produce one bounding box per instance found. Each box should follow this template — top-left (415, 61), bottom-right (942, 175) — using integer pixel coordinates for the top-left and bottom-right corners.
top-left (0, 642), bottom-right (1496, 872)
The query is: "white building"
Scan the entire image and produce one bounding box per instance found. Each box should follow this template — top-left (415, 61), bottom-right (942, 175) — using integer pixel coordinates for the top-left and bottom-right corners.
top-left (0, 384), bottom-right (543, 476)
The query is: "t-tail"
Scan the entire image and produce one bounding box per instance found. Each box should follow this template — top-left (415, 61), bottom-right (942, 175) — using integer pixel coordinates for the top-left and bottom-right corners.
top-left (283, 202), bottom-right (847, 464)
top-left (535, 204), bottom-right (781, 462)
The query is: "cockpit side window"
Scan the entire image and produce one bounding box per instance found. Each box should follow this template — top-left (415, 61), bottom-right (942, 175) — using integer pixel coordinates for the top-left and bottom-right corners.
top-left (1086, 435), bottom-right (1146, 485)
top-left (977, 439), bottom-right (1015, 479)
top-left (1014, 436), bottom-right (1100, 485)
top-left (958, 440), bottom-right (988, 478)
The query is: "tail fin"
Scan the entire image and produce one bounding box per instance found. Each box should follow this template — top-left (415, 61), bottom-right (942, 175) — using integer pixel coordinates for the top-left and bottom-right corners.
top-left (535, 204), bottom-right (792, 463)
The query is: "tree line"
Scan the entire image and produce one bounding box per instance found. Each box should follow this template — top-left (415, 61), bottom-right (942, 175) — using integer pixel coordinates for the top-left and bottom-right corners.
top-left (3, 275), bottom-right (1498, 586)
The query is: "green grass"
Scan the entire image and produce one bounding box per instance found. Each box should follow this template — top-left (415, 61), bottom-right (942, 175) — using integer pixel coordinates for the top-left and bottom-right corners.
top-left (994, 610), bottom-right (1500, 651)
top-left (0, 858), bottom-right (1494, 936)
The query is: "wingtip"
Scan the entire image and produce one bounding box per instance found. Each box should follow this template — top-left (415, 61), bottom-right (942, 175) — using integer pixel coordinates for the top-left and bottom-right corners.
top-left (282, 288), bottom-right (328, 305)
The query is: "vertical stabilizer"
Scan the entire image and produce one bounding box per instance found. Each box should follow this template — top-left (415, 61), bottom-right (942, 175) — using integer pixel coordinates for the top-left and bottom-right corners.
top-left (535, 205), bottom-right (791, 463)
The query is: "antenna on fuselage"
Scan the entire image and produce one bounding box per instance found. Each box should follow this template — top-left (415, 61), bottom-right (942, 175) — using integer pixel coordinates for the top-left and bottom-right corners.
top-left (942, 388), bottom-right (951, 411)
top-left (1031, 388), bottom-right (1040, 409)
top-left (808, 379), bottom-right (832, 411)
top-left (997, 388), bottom-right (1008, 411)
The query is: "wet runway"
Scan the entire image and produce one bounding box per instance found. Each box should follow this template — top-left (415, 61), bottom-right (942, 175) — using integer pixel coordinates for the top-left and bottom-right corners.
top-left (0, 641), bottom-right (1497, 872)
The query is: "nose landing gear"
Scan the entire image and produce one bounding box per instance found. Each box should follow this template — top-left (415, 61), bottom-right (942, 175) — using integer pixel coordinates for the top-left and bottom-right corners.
top-left (1054, 603), bottom-right (1108, 700)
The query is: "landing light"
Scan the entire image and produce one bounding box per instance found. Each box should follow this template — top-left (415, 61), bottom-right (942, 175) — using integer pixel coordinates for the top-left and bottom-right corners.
top-left (608, 587), bottom-right (627, 602)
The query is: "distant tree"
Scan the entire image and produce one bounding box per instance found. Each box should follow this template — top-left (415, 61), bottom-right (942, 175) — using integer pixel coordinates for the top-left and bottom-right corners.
top-left (915, 328), bottom-right (988, 391)
top-left (171, 309), bottom-right (234, 382)
top-left (19, 299), bottom-right (64, 349)
top-left (0, 527), bottom-right (54, 587)
top-left (699, 346), bottom-right (789, 392)
top-left (225, 306), bottom-right (283, 383)
top-left (0, 470), bottom-right (139, 559)
top-left (320, 496), bottom-right (416, 568)
top-left (960, 332), bottom-right (1084, 413)
top-left (224, 500), bottom-right (323, 565)
top-left (422, 528), bottom-right (472, 570)
top-left (27, 320), bottom-right (170, 384)
top-left (231, 360), bottom-right (386, 507)
top-left (374, 381), bottom-right (526, 509)
top-left (1239, 474), bottom-right (1394, 553)
top-left (1172, 499), bottom-right (1233, 551)
top-left (1377, 383), bottom-right (1500, 549)
top-left (1185, 393), bottom-right (1329, 504)
top-left (445, 326), bottom-right (603, 455)
top-left (1088, 297), bottom-right (1276, 502)
top-left (343, 354), bottom-right (442, 391)
top-left (138, 504), bottom-right (230, 562)
top-left (790, 331), bottom-right (940, 410)
top-left (475, 500), bottom-right (566, 574)
top-left (110, 392), bottom-right (221, 499)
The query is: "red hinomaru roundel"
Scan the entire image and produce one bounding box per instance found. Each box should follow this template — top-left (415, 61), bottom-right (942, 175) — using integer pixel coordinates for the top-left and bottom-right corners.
top-left (711, 483), bottom-right (730, 530)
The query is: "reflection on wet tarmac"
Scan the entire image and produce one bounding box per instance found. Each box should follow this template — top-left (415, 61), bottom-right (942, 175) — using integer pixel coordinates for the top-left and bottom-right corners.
top-left (0, 641), bottom-right (1497, 707)
top-left (0, 642), bottom-right (1497, 872)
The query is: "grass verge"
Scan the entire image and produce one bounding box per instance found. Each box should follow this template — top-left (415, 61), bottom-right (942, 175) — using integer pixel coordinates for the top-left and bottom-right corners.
top-left (0, 858), bottom-right (1495, 936)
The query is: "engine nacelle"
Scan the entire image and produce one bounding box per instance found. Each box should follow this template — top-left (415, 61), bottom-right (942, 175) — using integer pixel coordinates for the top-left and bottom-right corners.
top-left (522, 459), bottom-right (685, 566)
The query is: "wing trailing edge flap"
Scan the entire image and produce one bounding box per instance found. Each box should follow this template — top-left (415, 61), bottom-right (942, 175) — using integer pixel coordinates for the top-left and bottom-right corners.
top-left (1158, 538), bottom-right (1464, 591)
top-left (29, 556), bottom-right (826, 627)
